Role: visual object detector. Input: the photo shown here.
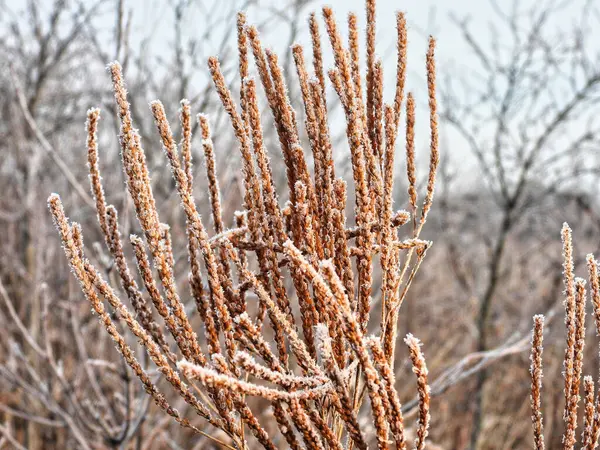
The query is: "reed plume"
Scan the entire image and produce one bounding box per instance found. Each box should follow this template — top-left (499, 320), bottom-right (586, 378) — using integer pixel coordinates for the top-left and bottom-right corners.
top-left (49, 1), bottom-right (439, 447)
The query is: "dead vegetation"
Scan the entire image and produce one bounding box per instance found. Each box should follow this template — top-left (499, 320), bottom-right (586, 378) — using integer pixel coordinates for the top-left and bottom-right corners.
top-left (47, 1), bottom-right (438, 448)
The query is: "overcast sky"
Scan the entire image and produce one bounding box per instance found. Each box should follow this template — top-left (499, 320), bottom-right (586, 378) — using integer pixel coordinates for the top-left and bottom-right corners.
top-left (21, 0), bottom-right (599, 190)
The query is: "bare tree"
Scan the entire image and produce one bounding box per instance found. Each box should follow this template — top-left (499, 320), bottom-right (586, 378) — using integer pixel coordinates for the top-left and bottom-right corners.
top-left (440, 0), bottom-right (600, 447)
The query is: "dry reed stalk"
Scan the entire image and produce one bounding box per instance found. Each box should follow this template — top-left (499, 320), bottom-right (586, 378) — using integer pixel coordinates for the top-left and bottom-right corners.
top-left (208, 58), bottom-right (283, 327)
top-left (233, 352), bottom-right (327, 389)
top-left (198, 116), bottom-right (239, 318)
top-left (529, 226), bottom-right (600, 450)
top-left (365, 0), bottom-right (376, 144)
top-left (161, 223), bottom-right (175, 270)
top-left (237, 12), bottom-right (249, 122)
top-left (372, 60), bottom-right (384, 164)
top-left (243, 78), bottom-right (285, 243)
top-left (562, 223), bottom-right (577, 422)
top-left (310, 78), bottom-right (336, 253)
top-left (348, 13), bottom-right (362, 107)
top-left (587, 254), bottom-right (600, 448)
top-left (583, 376), bottom-right (595, 449)
top-left (380, 105), bottom-right (398, 326)
top-left (196, 114), bottom-right (233, 332)
top-left (199, 114), bottom-right (224, 234)
top-left (379, 41), bottom-right (437, 364)
top-left (381, 36), bottom-right (437, 361)
top-left (309, 13), bottom-right (327, 104)
top-left (588, 254), bottom-right (600, 337)
top-left (564, 278), bottom-right (587, 449)
top-left (178, 360), bottom-right (330, 401)
top-left (180, 99), bottom-right (193, 194)
top-left (530, 315), bottom-right (545, 450)
top-left (331, 179), bottom-right (356, 307)
top-left (206, 57), bottom-right (263, 240)
top-left (405, 93), bottom-right (417, 231)
top-left (85, 108), bottom-right (108, 238)
top-left (394, 12), bottom-right (408, 130)
top-left (50, 1), bottom-right (439, 448)
top-left (420, 37), bottom-right (439, 226)
top-left (405, 334), bottom-right (430, 450)
top-left (292, 44), bottom-right (331, 261)
top-left (266, 49), bottom-right (320, 247)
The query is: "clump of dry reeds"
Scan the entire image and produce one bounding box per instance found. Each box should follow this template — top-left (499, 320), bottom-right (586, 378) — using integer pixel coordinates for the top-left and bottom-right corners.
top-left (49, 0), bottom-right (438, 448)
top-left (529, 223), bottom-right (600, 450)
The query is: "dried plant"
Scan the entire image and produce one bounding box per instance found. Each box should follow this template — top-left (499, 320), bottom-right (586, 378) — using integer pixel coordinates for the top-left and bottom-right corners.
top-left (529, 224), bottom-right (600, 450)
top-left (48, 0), bottom-right (438, 448)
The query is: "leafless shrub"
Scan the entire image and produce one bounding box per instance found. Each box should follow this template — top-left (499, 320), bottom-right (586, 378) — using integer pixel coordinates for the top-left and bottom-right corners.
top-left (46, 1), bottom-right (440, 448)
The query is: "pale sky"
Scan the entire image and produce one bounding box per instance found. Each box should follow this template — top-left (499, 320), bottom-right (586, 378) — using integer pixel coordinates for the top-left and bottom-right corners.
top-left (22, 0), bottom-right (600, 191)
